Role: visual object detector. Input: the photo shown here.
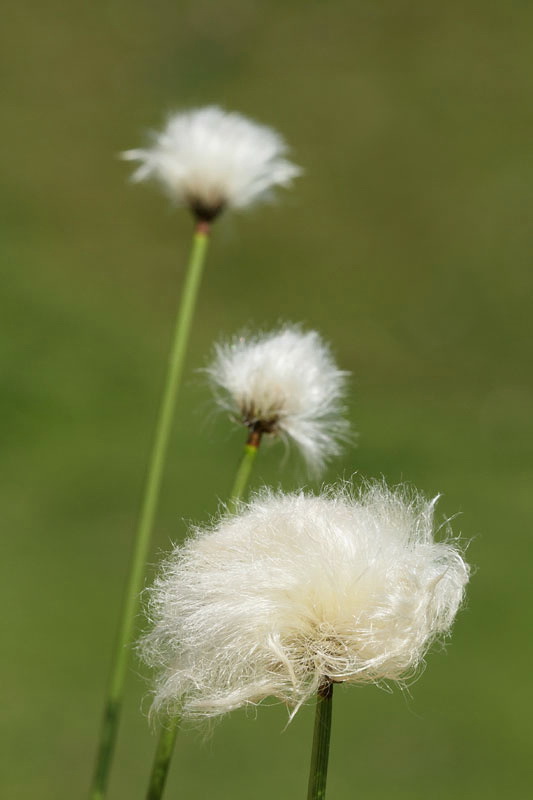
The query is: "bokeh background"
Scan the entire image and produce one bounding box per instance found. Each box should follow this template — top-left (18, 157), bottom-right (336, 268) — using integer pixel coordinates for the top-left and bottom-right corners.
top-left (2, 1), bottom-right (532, 798)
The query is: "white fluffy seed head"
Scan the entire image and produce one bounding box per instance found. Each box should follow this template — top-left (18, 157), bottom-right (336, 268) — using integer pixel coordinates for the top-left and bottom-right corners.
top-left (205, 325), bottom-right (351, 476)
top-left (122, 106), bottom-right (301, 220)
top-left (141, 484), bottom-right (469, 720)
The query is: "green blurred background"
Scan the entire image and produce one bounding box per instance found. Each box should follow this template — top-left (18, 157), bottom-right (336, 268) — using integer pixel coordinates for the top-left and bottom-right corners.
top-left (2, 1), bottom-right (532, 798)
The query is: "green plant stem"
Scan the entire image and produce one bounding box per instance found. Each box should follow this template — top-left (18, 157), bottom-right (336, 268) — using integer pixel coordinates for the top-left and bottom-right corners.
top-left (145, 718), bottom-right (180, 800)
top-left (144, 717), bottom-right (179, 800)
top-left (307, 682), bottom-right (334, 800)
top-left (89, 224), bottom-right (210, 800)
top-left (143, 428), bottom-right (262, 800)
top-left (229, 444), bottom-right (258, 508)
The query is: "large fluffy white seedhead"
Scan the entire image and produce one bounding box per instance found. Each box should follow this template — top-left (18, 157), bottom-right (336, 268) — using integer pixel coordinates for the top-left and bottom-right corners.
top-left (206, 325), bottom-right (350, 475)
top-left (122, 106), bottom-right (301, 220)
top-left (142, 484), bottom-right (469, 719)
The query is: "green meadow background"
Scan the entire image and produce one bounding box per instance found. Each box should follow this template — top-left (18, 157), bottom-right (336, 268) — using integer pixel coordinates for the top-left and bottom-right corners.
top-left (2, 1), bottom-right (532, 798)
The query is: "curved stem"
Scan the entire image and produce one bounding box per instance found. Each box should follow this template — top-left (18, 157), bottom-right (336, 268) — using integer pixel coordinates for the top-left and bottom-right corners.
top-left (89, 225), bottom-right (210, 800)
top-left (307, 682), bottom-right (334, 800)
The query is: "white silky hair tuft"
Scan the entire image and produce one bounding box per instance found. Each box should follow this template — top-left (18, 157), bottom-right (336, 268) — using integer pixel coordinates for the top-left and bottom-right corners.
top-left (205, 324), bottom-right (351, 475)
top-left (122, 106), bottom-right (301, 216)
top-left (141, 483), bottom-right (469, 720)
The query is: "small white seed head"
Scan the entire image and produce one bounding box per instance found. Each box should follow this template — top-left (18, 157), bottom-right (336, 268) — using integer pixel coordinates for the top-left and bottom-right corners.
top-left (122, 106), bottom-right (301, 221)
top-left (206, 325), bottom-right (351, 475)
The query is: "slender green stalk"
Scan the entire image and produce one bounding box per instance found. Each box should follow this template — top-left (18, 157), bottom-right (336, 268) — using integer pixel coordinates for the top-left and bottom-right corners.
top-left (144, 717), bottom-right (179, 800)
top-left (143, 429), bottom-right (262, 800)
top-left (229, 427), bottom-right (262, 509)
top-left (89, 224), bottom-right (210, 800)
top-left (307, 682), bottom-right (334, 800)
top-left (145, 718), bottom-right (180, 800)
top-left (229, 444), bottom-right (258, 507)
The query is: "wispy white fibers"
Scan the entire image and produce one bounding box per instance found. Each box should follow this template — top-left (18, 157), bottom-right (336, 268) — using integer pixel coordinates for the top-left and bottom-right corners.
top-left (122, 106), bottom-right (301, 220)
top-left (141, 483), bottom-right (469, 719)
top-left (206, 325), bottom-right (350, 475)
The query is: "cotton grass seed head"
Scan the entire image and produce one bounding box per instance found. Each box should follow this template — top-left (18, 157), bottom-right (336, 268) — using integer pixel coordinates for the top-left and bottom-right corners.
top-left (141, 483), bottom-right (469, 720)
top-left (122, 106), bottom-right (301, 222)
top-left (205, 325), bottom-right (351, 475)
